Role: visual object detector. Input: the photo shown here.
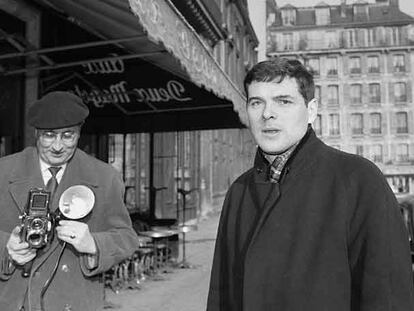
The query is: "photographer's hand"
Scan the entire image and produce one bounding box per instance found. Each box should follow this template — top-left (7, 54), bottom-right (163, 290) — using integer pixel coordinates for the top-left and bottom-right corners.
top-left (6, 226), bottom-right (37, 265)
top-left (56, 220), bottom-right (97, 255)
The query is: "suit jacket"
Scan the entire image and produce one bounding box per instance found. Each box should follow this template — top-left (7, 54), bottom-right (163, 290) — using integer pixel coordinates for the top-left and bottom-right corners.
top-left (207, 129), bottom-right (414, 311)
top-left (0, 147), bottom-right (139, 311)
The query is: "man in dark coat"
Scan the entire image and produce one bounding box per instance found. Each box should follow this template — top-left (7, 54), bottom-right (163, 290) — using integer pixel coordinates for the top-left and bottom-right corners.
top-left (207, 58), bottom-right (414, 310)
top-left (0, 92), bottom-right (139, 311)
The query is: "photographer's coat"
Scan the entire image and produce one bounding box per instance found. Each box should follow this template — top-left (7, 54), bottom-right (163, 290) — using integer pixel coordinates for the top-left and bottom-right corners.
top-left (207, 130), bottom-right (414, 311)
top-left (0, 147), bottom-right (139, 311)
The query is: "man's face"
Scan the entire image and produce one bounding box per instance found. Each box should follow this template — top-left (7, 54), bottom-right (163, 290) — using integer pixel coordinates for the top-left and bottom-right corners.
top-left (36, 126), bottom-right (81, 166)
top-left (246, 77), bottom-right (317, 158)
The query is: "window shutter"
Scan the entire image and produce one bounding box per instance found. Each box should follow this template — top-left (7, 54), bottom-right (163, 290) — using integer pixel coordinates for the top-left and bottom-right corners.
top-left (387, 54), bottom-right (393, 73)
top-left (343, 83), bottom-right (349, 106)
top-left (389, 82), bottom-right (394, 104)
top-left (407, 80), bottom-right (412, 103)
top-left (390, 111), bottom-right (396, 134)
top-left (343, 57), bottom-right (348, 75)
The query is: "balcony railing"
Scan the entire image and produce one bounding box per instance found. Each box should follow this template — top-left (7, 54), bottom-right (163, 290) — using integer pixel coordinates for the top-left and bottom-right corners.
top-left (352, 128), bottom-right (363, 135)
top-left (396, 127), bottom-right (408, 134)
top-left (370, 128), bottom-right (382, 134)
top-left (327, 69), bottom-right (338, 76)
top-left (368, 67), bottom-right (380, 74)
top-left (350, 68), bottom-right (361, 74)
top-left (369, 96), bottom-right (381, 103)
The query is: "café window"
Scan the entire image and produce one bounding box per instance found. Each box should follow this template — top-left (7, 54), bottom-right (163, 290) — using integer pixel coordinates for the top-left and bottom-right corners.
top-left (349, 56), bottom-right (361, 74)
top-left (327, 85), bottom-right (339, 106)
top-left (393, 54), bottom-right (406, 73)
top-left (371, 144), bottom-right (383, 163)
top-left (314, 114), bottom-right (322, 136)
top-left (283, 33), bottom-right (294, 50)
top-left (394, 82), bottom-right (407, 102)
top-left (396, 143), bottom-right (409, 162)
top-left (329, 113), bottom-right (340, 136)
top-left (370, 113), bottom-right (382, 134)
top-left (367, 55), bottom-right (380, 73)
top-left (396, 111), bottom-right (408, 134)
top-left (369, 83), bottom-right (381, 103)
top-left (351, 113), bottom-right (363, 135)
top-left (327, 57), bottom-right (338, 76)
top-left (350, 84), bottom-right (362, 105)
top-left (306, 57), bottom-right (320, 76)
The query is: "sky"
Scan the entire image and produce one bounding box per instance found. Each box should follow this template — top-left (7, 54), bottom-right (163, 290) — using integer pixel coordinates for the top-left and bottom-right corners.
top-left (276, 0), bottom-right (414, 17)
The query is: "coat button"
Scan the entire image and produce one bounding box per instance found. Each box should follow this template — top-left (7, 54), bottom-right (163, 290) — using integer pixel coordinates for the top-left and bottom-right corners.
top-left (61, 264), bottom-right (69, 273)
top-left (63, 304), bottom-right (72, 311)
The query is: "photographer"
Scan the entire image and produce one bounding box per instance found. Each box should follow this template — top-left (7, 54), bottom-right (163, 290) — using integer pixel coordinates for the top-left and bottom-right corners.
top-left (0, 92), bottom-right (139, 311)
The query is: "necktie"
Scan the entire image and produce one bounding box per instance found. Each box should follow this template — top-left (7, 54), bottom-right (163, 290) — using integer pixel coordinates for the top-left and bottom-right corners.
top-left (46, 166), bottom-right (61, 196)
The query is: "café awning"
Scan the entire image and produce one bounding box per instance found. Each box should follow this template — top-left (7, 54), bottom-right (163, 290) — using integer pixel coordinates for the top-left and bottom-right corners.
top-left (17, 0), bottom-right (249, 131)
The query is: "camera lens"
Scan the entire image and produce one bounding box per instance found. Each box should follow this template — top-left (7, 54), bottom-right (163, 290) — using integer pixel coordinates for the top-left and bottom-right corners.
top-left (32, 218), bottom-right (45, 230)
top-left (28, 233), bottom-right (43, 247)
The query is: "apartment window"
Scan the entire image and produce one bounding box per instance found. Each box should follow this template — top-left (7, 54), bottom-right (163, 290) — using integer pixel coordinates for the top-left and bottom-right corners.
top-left (349, 57), bottom-right (361, 74)
top-left (371, 144), bottom-right (383, 163)
top-left (394, 82), bottom-right (407, 102)
top-left (315, 85), bottom-right (321, 107)
top-left (367, 55), bottom-right (380, 73)
top-left (306, 57), bottom-right (320, 76)
top-left (369, 83), bottom-right (381, 103)
top-left (327, 57), bottom-right (338, 76)
top-left (348, 29), bottom-right (360, 48)
top-left (329, 113), bottom-right (340, 136)
top-left (370, 113), bottom-right (382, 134)
top-left (314, 114), bottom-right (322, 136)
top-left (315, 7), bottom-right (330, 25)
top-left (350, 84), bottom-right (362, 104)
top-left (396, 112), bottom-right (408, 133)
top-left (281, 9), bottom-right (296, 26)
top-left (326, 31), bottom-right (337, 48)
top-left (327, 85), bottom-right (338, 106)
top-left (355, 145), bottom-right (364, 156)
top-left (391, 27), bottom-right (401, 45)
top-left (368, 28), bottom-right (377, 47)
top-left (283, 33), bottom-right (294, 50)
top-left (351, 113), bottom-right (363, 135)
top-left (393, 54), bottom-right (406, 73)
top-left (396, 143), bottom-right (409, 162)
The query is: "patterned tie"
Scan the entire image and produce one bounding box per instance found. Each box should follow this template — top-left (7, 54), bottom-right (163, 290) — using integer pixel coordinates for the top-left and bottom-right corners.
top-left (46, 166), bottom-right (61, 196)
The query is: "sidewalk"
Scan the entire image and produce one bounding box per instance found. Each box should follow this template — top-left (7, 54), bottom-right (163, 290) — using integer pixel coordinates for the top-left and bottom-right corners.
top-left (102, 212), bottom-right (220, 311)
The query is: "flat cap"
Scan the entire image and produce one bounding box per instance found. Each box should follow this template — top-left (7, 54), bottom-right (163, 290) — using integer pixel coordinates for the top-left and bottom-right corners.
top-left (28, 91), bottom-right (89, 129)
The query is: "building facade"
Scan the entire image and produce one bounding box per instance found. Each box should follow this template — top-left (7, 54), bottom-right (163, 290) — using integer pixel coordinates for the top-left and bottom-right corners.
top-left (267, 0), bottom-right (414, 196)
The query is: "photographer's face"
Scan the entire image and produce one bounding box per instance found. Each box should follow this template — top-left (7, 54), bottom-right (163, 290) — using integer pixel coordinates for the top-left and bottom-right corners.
top-left (36, 126), bottom-right (81, 166)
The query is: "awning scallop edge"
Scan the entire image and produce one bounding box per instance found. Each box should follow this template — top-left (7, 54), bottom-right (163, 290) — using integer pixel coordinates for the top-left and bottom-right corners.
top-left (128, 0), bottom-right (248, 126)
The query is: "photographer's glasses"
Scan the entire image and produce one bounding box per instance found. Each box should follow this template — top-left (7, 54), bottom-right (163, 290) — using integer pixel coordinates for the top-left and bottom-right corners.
top-left (38, 130), bottom-right (78, 145)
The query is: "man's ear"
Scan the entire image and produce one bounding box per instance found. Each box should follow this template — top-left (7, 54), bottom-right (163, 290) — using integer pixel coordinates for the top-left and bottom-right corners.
top-left (307, 98), bottom-right (318, 124)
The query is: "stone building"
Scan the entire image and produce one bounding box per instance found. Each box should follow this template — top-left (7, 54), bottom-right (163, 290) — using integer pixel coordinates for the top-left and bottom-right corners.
top-left (267, 0), bottom-right (414, 196)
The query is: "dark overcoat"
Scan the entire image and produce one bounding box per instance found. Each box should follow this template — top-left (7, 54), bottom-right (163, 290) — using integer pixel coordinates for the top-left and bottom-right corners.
top-left (207, 130), bottom-right (414, 311)
top-left (0, 147), bottom-right (139, 311)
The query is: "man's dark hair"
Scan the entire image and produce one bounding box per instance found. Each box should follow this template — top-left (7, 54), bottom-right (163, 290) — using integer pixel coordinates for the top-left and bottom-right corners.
top-left (243, 58), bottom-right (315, 105)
